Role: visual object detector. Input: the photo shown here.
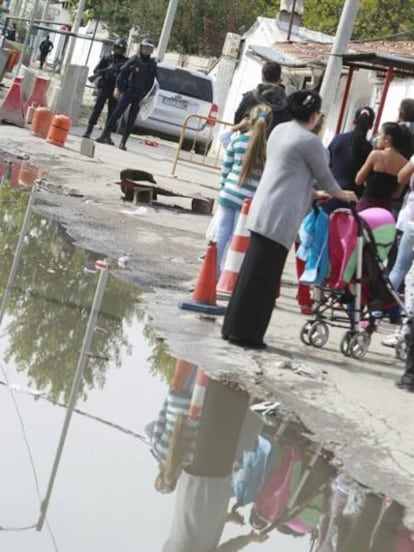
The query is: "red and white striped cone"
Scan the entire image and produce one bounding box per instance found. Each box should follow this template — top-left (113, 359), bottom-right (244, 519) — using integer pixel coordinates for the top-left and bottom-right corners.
top-left (188, 369), bottom-right (209, 421)
top-left (0, 81), bottom-right (25, 127)
top-left (171, 359), bottom-right (194, 393)
top-left (216, 198), bottom-right (251, 298)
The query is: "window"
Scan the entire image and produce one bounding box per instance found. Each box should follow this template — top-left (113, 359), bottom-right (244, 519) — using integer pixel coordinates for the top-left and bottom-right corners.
top-left (157, 68), bottom-right (213, 102)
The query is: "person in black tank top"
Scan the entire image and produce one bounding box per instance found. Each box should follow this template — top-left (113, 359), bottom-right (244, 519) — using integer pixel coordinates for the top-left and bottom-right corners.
top-left (355, 122), bottom-right (410, 213)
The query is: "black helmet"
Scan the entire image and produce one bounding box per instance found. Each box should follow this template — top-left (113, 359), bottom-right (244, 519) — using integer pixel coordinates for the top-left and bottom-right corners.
top-left (140, 37), bottom-right (155, 50)
top-left (114, 38), bottom-right (127, 51)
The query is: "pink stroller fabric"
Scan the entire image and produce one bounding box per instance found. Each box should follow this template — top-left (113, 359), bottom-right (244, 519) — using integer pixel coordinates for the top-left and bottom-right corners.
top-left (326, 208), bottom-right (395, 290)
top-left (253, 444), bottom-right (300, 522)
top-left (326, 210), bottom-right (358, 289)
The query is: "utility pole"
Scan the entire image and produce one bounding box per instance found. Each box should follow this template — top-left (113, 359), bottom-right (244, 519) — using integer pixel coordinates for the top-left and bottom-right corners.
top-left (157, 0), bottom-right (179, 62)
top-left (319, 0), bottom-right (361, 136)
top-left (62, 0), bottom-right (87, 72)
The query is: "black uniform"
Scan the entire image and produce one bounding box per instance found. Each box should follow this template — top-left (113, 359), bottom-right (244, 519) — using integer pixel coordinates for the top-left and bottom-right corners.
top-left (84, 52), bottom-right (128, 138)
top-left (96, 54), bottom-right (157, 148)
top-left (39, 38), bottom-right (53, 69)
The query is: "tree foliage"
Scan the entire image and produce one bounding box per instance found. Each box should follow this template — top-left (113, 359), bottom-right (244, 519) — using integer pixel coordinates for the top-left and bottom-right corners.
top-left (68, 0), bottom-right (414, 56)
top-left (70, 0), bottom-right (278, 56)
top-left (0, 187), bottom-right (173, 402)
top-left (303, 0), bottom-right (414, 40)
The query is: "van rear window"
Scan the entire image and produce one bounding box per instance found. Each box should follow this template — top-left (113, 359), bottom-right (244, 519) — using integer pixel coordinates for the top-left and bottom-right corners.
top-left (157, 67), bottom-right (213, 102)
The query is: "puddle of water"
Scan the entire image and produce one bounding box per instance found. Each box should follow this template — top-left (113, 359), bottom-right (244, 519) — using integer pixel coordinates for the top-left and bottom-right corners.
top-left (0, 177), bottom-right (413, 551)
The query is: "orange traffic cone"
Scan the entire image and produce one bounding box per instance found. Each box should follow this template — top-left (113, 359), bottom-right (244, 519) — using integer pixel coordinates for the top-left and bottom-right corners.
top-left (179, 241), bottom-right (226, 314)
top-left (217, 198), bottom-right (251, 298)
top-left (188, 369), bottom-right (209, 421)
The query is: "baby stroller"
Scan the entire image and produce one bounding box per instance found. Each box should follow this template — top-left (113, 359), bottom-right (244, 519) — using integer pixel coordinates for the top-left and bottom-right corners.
top-left (299, 206), bottom-right (407, 359)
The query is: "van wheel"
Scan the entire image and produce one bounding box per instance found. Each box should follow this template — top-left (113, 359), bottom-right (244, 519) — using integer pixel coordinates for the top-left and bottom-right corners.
top-left (195, 141), bottom-right (211, 155)
top-left (181, 139), bottom-right (193, 152)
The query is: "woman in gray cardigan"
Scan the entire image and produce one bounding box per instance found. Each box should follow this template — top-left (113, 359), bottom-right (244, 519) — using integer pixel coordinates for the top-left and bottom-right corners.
top-left (222, 90), bottom-right (357, 349)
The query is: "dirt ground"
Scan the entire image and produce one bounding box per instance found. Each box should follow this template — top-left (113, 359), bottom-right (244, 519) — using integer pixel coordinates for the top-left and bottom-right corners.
top-left (1, 121), bottom-right (414, 527)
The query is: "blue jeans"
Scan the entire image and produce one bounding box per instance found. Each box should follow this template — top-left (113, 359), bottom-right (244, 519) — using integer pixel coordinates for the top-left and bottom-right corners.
top-left (389, 224), bottom-right (414, 291)
top-left (214, 205), bottom-right (240, 277)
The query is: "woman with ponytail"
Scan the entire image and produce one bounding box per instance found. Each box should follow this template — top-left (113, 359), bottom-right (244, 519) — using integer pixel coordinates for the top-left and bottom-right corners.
top-left (214, 104), bottom-right (273, 276)
top-left (355, 122), bottom-right (410, 212)
top-left (324, 106), bottom-right (375, 213)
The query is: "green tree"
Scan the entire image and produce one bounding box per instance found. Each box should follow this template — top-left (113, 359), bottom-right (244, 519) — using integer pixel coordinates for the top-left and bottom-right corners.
top-left (0, 188), bottom-right (139, 402)
top-left (303, 0), bottom-right (414, 40)
top-left (69, 0), bottom-right (278, 56)
top-left (0, 186), bottom-right (193, 402)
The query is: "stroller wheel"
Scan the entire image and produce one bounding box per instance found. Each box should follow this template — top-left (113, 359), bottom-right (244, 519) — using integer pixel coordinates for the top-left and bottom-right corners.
top-left (308, 321), bottom-right (329, 348)
top-left (300, 321), bottom-right (313, 345)
top-left (340, 332), bottom-right (353, 357)
top-left (395, 338), bottom-right (407, 361)
top-left (349, 331), bottom-right (371, 359)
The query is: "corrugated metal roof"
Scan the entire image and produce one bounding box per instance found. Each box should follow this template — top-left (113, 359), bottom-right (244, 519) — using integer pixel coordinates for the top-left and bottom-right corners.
top-left (261, 39), bottom-right (414, 73)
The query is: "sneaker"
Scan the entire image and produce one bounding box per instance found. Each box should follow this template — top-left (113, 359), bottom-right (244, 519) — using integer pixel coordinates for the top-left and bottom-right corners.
top-left (382, 328), bottom-right (402, 348)
top-left (82, 132), bottom-right (91, 139)
top-left (119, 142), bottom-right (127, 151)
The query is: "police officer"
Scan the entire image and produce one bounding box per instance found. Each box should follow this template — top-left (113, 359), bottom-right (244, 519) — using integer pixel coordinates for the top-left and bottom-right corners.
top-left (96, 37), bottom-right (158, 151)
top-left (83, 38), bottom-right (128, 140)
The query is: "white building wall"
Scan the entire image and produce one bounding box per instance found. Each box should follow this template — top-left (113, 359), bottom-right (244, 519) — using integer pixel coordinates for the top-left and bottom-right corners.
top-left (326, 72), bottom-right (414, 145)
top-left (378, 78), bottom-right (414, 124)
top-left (323, 70), bottom-right (374, 144)
top-left (71, 30), bottom-right (108, 77)
top-left (220, 16), bottom-right (333, 125)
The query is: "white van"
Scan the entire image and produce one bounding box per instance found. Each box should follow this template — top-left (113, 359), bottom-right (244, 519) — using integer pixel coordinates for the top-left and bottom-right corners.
top-left (132, 62), bottom-right (218, 153)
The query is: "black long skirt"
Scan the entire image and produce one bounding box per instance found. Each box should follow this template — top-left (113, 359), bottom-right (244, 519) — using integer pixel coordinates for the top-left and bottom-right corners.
top-left (222, 231), bottom-right (288, 347)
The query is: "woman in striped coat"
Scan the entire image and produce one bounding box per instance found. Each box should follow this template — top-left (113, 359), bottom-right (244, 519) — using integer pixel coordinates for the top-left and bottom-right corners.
top-left (214, 104), bottom-right (273, 276)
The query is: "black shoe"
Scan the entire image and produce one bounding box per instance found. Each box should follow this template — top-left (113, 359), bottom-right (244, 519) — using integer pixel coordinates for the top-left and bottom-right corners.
top-left (395, 373), bottom-right (414, 391)
top-left (225, 335), bottom-right (267, 349)
top-left (83, 125), bottom-right (93, 139)
top-left (96, 135), bottom-right (114, 145)
top-left (119, 142), bottom-right (127, 151)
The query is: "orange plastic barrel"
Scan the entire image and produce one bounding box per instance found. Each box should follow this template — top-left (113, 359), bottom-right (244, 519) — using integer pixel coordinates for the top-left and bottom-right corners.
top-left (46, 114), bottom-right (72, 147)
top-left (31, 107), bottom-right (53, 138)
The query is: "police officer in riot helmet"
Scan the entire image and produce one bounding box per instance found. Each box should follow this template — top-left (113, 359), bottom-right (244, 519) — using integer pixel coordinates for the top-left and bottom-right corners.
top-left (96, 37), bottom-right (158, 151)
top-left (83, 38), bottom-right (128, 140)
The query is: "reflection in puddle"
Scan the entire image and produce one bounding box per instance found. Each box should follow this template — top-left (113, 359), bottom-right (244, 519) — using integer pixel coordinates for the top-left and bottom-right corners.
top-left (0, 175), bottom-right (413, 550)
top-left (157, 366), bottom-right (414, 551)
top-left (0, 159), bottom-right (43, 189)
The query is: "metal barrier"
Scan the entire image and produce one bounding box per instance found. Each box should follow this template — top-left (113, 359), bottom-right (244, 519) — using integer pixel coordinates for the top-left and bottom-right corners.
top-left (171, 114), bottom-right (234, 176)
